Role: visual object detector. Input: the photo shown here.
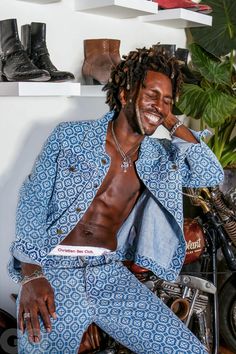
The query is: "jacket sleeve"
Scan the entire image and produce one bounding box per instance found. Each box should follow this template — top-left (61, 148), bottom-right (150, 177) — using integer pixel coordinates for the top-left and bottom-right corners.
top-left (10, 123), bottom-right (62, 273)
top-left (171, 130), bottom-right (224, 188)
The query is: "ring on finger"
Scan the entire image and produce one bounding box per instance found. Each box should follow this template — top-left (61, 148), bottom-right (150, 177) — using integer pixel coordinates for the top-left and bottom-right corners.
top-left (23, 312), bottom-right (31, 320)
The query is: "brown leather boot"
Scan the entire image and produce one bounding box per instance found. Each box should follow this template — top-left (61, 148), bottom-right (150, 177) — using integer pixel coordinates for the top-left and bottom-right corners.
top-left (82, 38), bottom-right (114, 85)
top-left (109, 39), bottom-right (121, 67)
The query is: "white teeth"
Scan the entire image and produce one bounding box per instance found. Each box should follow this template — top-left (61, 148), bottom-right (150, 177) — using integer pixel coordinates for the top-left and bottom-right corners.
top-left (145, 113), bottom-right (161, 124)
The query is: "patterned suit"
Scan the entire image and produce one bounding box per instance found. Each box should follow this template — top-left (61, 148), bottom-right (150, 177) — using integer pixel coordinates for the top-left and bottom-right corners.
top-left (9, 111), bottom-right (223, 353)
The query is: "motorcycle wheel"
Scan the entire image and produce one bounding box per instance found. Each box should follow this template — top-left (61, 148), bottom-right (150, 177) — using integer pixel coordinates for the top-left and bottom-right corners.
top-left (219, 276), bottom-right (236, 352)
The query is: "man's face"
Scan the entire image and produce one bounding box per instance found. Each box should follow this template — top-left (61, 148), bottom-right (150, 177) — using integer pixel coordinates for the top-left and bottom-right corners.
top-left (123, 71), bottom-right (173, 136)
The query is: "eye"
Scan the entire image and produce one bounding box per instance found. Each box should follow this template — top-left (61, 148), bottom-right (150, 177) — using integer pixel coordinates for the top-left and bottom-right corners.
top-left (145, 93), bottom-right (157, 100)
top-left (164, 98), bottom-right (172, 105)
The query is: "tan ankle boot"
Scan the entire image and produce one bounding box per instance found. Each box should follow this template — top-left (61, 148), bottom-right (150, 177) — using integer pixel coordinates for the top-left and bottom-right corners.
top-left (82, 38), bottom-right (114, 85)
top-left (109, 39), bottom-right (121, 67)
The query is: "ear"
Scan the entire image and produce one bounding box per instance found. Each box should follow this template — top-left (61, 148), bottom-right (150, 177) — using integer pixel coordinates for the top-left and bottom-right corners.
top-left (119, 89), bottom-right (127, 107)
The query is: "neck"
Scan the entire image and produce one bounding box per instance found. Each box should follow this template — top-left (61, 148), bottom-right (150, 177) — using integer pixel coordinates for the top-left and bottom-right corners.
top-left (111, 111), bottom-right (144, 149)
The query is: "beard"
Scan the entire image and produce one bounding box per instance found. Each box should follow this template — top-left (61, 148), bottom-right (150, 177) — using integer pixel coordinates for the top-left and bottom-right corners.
top-left (123, 102), bottom-right (144, 135)
top-left (124, 84), bottom-right (145, 135)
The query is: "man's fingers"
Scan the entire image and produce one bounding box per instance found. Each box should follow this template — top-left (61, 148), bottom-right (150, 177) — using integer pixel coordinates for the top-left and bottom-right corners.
top-left (46, 293), bottom-right (57, 320)
top-left (18, 306), bottom-right (24, 333)
top-left (38, 301), bottom-right (52, 332)
top-left (30, 312), bottom-right (41, 342)
top-left (24, 311), bottom-right (36, 343)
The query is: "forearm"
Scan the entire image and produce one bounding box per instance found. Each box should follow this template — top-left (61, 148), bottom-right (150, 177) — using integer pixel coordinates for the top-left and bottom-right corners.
top-left (164, 113), bottom-right (198, 144)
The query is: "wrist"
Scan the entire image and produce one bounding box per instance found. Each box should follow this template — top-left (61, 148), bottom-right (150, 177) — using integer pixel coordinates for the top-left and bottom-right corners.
top-left (169, 120), bottom-right (183, 137)
top-left (21, 269), bottom-right (46, 286)
top-left (164, 113), bottom-right (179, 131)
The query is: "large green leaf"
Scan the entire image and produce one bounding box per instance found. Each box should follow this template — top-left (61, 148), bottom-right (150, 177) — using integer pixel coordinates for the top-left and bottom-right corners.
top-left (199, 89), bottom-right (236, 127)
top-left (189, 44), bottom-right (232, 86)
top-left (222, 136), bottom-right (236, 153)
top-left (176, 84), bottom-right (208, 119)
top-left (219, 117), bottom-right (236, 144)
top-left (220, 151), bottom-right (236, 167)
top-left (189, 0), bottom-right (236, 57)
top-left (177, 85), bottom-right (236, 127)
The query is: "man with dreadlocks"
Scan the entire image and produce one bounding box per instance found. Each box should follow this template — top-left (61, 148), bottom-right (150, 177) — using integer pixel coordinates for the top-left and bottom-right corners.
top-left (9, 46), bottom-right (223, 353)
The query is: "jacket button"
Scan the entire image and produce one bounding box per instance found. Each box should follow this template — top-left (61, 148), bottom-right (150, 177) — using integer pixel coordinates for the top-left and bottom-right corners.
top-left (69, 166), bottom-right (76, 172)
top-left (101, 158), bottom-right (107, 165)
top-left (76, 207), bottom-right (82, 212)
top-left (172, 164), bottom-right (178, 170)
top-left (56, 228), bottom-right (63, 235)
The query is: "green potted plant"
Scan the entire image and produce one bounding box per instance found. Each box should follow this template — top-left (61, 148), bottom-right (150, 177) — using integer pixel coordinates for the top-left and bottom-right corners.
top-left (175, 0), bottom-right (236, 190)
top-left (176, 42), bottom-right (236, 169)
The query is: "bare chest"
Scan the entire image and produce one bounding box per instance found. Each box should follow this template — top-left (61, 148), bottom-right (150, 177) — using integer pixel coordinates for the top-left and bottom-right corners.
top-left (96, 147), bottom-right (143, 204)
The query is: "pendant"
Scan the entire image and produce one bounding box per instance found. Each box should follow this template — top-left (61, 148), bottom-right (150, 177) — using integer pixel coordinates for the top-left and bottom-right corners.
top-left (121, 156), bottom-right (132, 173)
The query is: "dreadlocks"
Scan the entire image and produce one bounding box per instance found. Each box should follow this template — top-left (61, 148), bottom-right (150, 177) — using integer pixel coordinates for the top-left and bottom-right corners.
top-left (103, 45), bottom-right (183, 113)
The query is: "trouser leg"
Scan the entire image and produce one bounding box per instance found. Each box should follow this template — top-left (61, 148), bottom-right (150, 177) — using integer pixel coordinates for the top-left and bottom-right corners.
top-left (89, 262), bottom-right (208, 354)
top-left (17, 267), bottom-right (95, 354)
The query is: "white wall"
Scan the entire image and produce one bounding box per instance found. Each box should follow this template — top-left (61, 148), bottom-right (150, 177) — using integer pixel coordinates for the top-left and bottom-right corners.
top-left (0, 0), bottom-right (187, 316)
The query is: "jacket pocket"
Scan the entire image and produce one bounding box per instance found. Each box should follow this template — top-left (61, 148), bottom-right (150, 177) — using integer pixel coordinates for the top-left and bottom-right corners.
top-left (53, 151), bottom-right (96, 209)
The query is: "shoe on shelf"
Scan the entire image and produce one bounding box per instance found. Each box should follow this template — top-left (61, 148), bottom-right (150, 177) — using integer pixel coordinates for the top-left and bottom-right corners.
top-left (175, 47), bottom-right (189, 65)
top-left (175, 47), bottom-right (200, 85)
top-left (82, 38), bottom-right (118, 85)
top-left (151, 0), bottom-right (212, 14)
top-left (21, 22), bottom-right (75, 82)
top-left (0, 19), bottom-right (50, 82)
top-left (108, 39), bottom-right (121, 67)
top-left (153, 44), bottom-right (176, 57)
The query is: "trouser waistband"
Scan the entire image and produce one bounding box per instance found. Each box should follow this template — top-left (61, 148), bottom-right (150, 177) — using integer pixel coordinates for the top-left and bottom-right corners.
top-left (48, 245), bottom-right (112, 256)
top-left (42, 248), bottom-right (125, 268)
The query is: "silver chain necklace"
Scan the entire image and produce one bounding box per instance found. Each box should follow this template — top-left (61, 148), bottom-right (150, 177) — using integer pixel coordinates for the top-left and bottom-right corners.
top-left (111, 121), bottom-right (140, 173)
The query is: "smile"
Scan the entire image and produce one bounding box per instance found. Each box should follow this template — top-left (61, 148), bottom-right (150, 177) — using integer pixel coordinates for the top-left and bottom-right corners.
top-left (145, 113), bottom-right (163, 125)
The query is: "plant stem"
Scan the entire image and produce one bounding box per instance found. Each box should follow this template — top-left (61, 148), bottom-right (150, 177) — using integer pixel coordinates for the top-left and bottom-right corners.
top-left (222, 117), bottom-right (235, 145)
top-left (200, 117), bottom-right (205, 131)
top-left (229, 50), bottom-right (234, 74)
top-left (214, 126), bottom-right (220, 159)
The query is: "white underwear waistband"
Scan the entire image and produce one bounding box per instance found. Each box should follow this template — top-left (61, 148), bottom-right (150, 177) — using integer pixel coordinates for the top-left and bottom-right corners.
top-left (49, 245), bottom-right (112, 256)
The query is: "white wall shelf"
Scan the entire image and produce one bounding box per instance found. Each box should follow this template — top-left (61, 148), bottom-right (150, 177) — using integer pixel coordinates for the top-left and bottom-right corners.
top-left (74, 0), bottom-right (158, 18)
top-left (140, 8), bottom-right (212, 28)
top-left (17, 0), bottom-right (60, 3)
top-left (0, 83), bottom-right (108, 97)
top-left (80, 85), bottom-right (106, 97)
top-left (0, 82), bottom-right (81, 97)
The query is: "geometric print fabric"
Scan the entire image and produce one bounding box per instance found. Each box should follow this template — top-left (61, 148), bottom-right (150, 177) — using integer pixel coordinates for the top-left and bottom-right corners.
top-left (10, 111), bottom-right (224, 284)
top-left (17, 256), bottom-right (208, 354)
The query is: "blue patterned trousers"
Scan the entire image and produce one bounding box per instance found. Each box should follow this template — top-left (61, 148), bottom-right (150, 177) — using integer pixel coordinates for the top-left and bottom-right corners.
top-left (17, 253), bottom-right (208, 354)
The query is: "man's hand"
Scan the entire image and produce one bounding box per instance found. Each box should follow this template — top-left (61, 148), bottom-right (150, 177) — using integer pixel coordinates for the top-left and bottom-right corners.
top-left (163, 112), bottom-right (198, 143)
top-left (162, 112), bottom-right (179, 131)
top-left (18, 263), bottom-right (57, 343)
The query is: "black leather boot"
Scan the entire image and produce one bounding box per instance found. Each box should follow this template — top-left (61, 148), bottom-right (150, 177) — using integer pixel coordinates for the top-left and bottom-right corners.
top-left (175, 48), bottom-right (189, 65)
top-left (21, 22), bottom-right (75, 82)
top-left (0, 19), bottom-right (50, 82)
top-left (175, 47), bottom-right (200, 84)
top-left (152, 44), bottom-right (176, 57)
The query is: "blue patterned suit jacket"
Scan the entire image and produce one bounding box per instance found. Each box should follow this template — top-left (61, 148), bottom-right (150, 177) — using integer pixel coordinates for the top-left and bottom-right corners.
top-left (9, 111), bottom-right (224, 282)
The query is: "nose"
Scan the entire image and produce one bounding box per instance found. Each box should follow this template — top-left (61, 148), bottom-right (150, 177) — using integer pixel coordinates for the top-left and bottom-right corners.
top-left (152, 101), bottom-right (164, 115)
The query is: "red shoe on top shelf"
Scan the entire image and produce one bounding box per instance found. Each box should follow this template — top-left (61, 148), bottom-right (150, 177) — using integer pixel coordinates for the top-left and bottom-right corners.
top-left (150, 0), bottom-right (212, 14)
